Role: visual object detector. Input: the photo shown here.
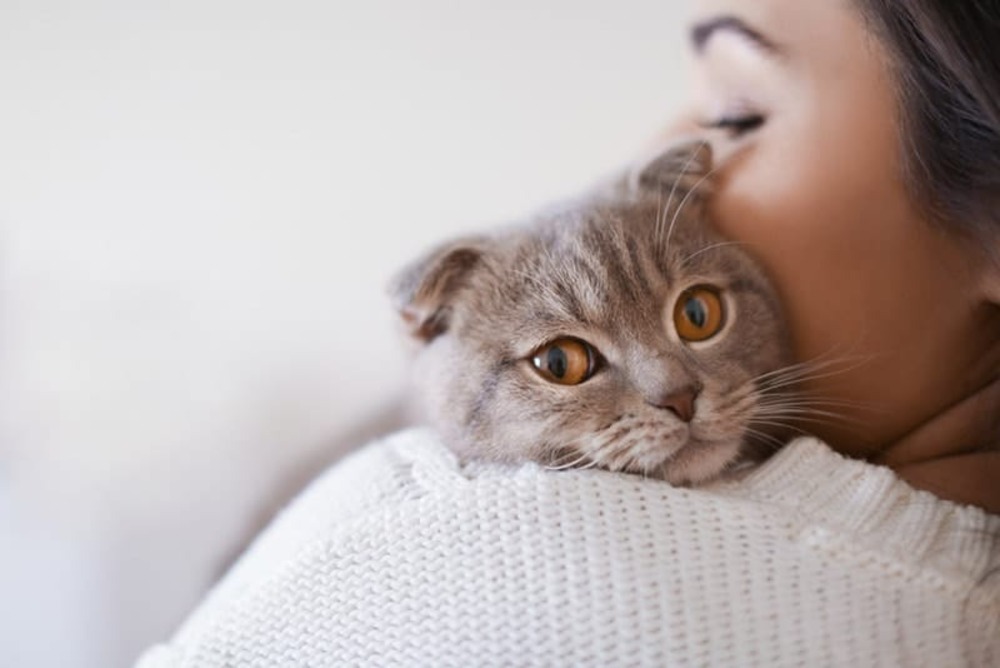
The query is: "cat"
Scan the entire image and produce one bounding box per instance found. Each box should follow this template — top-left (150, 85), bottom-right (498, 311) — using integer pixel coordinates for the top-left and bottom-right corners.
top-left (391, 141), bottom-right (797, 486)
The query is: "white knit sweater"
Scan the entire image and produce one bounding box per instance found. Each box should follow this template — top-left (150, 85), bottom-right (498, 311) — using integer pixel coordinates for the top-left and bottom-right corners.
top-left (137, 429), bottom-right (1000, 667)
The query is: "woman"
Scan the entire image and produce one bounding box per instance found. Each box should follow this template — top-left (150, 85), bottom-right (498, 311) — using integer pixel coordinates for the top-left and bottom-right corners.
top-left (679, 0), bottom-right (1000, 513)
top-left (138, 1), bottom-right (999, 665)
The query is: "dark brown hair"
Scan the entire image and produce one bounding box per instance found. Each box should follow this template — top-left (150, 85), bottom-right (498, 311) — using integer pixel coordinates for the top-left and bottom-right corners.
top-left (858, 1), bottom-right (1000, 247)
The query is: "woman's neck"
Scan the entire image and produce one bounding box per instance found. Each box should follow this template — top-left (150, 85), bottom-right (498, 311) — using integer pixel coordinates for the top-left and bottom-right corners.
top-left (872, 373), bottom-right (1000, 514)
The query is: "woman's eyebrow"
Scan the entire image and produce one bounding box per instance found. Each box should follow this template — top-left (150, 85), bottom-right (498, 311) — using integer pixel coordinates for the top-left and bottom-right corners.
top-left (690, 16), bottom-right (783, 57)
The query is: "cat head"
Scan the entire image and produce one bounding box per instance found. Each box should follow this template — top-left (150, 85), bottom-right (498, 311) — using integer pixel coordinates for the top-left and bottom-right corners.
top-left (391, 141), bottom-right (794, 485)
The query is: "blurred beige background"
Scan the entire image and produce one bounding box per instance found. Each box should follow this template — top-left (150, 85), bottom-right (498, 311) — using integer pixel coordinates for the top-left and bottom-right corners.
top-left (0, 1), bottom-right (691, 666)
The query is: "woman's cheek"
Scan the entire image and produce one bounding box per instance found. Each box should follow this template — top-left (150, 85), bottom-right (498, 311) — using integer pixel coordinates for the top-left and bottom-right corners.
top-left (706, 146), bottom-right (878, 356)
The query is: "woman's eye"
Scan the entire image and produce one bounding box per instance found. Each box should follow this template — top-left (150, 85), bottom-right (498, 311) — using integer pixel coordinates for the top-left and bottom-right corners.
top-left (531, 337), bottom-right (599, 386)
top-left (674, 287), bottom-right (726, 342)
top-left (701, 113), bottom-right (765, 137)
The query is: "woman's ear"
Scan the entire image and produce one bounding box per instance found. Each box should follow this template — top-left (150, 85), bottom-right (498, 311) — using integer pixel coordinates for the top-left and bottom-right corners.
top-left (389, 237), bottom-right (489, 343)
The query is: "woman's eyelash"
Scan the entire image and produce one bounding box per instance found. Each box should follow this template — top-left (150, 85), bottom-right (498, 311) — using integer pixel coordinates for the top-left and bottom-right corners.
top-left (700, 114), bottom-right (766, 136)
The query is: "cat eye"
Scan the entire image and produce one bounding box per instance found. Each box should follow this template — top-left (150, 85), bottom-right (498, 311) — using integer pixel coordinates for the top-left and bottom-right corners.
top-left (674, 287), bottom-right (726, 342)
top-left (531, 337), bottom-right (599, 386)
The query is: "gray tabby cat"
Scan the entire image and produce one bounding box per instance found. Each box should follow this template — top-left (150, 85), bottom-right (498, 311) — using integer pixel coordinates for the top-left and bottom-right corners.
top-left (392, 141), bottom-right (796, 485)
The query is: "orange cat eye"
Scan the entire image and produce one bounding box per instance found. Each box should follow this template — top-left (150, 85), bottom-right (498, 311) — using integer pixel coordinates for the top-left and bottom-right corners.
top-left (531, 337), bottom-right (598, 386)
top-left (673, 287), bottom-right (725, 342)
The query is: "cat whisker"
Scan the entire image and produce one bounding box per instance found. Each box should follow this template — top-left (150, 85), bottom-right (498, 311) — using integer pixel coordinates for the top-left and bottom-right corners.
top-left (743, 427), bottom-right (790, 453)
top-left (755, 353), bottom-right (872, 385)
top-left (746, 427), bottom-right (785, 448)
top-left (752, 408), bottom-right (863, 431)
top-left (757, 403), bottom-right (881, 424)
top-left (603, 437), bottom-right (641, 473)
top-left (551, 431), bottom-right (623, 474)
top-left (678, 240), bottom-right (750, 270)
top-left (654, 188), bottom-right (666, 253)
top-left (756, 399), bottom-right (862, 414)
top-left (664, 162), bottom-right (721, 258)
top-left (755, 357), bottom-right (878, 397)
top-left (546, 460), bottom-right (586, 472)
top-left (751, 342), bottom-right (872, 387)
top-left (756, 394), bottom-right (862, 410)
top-left (656, 139), bottom-right (708, 253)
top-left (757, 392), bottom-right (880, 411)
top-left (745, 417), bottom-right (809, 435)
top-left (545, 449), bottom-right (592, 471)
top-left (714, 388), bottom-right (758, 416)
top-left (754, 406), bottom-right (851, 421)
top-left (753, 396), bottom-right (860, 422)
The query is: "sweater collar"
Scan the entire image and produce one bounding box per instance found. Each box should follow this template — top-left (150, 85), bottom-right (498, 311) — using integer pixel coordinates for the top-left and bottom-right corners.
top-left (718, 437), bottom-right (1000, 587)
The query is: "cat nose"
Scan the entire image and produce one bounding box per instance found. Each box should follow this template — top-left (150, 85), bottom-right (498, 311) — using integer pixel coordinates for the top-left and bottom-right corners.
top-left (648, 387), bottom-right (699, 423)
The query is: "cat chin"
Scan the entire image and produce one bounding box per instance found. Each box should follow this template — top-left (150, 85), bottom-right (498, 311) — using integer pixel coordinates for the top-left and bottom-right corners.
top-left (557, 425), bottom-right (745, 486)
top-left (438, 418), bottom-right (744, 487)
top-left (660, 438), bottom-right (744, 486)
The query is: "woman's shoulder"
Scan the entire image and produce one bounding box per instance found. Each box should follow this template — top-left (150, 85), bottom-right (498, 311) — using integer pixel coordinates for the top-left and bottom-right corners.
top-left (282, 429), bottom-right (999, 582)
top-left (137, 429), bottom-right (999, 668)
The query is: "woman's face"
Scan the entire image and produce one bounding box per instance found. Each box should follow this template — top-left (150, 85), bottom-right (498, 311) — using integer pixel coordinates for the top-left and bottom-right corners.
top-left (673, 0), bottom-right (1000, 457)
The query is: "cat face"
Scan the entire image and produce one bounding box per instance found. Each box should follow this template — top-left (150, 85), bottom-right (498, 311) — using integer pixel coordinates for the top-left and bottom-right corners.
top-left (393, 142), bottom-right (794, 485)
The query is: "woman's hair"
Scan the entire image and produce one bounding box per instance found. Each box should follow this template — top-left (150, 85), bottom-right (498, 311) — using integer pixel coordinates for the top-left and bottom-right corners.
top-left (858, 1), bottom-right (1000, 246)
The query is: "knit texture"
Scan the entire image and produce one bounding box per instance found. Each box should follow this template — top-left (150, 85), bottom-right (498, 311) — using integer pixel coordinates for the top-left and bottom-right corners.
top-left (136, 429), bottom-right (1000, 667)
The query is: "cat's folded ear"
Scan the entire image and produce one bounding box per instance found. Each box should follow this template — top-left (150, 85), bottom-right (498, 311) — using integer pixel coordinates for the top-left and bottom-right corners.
top-left (390, 237), bottom-right (489, 343)
top-left (632, 139), bottom-right (714, 196)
